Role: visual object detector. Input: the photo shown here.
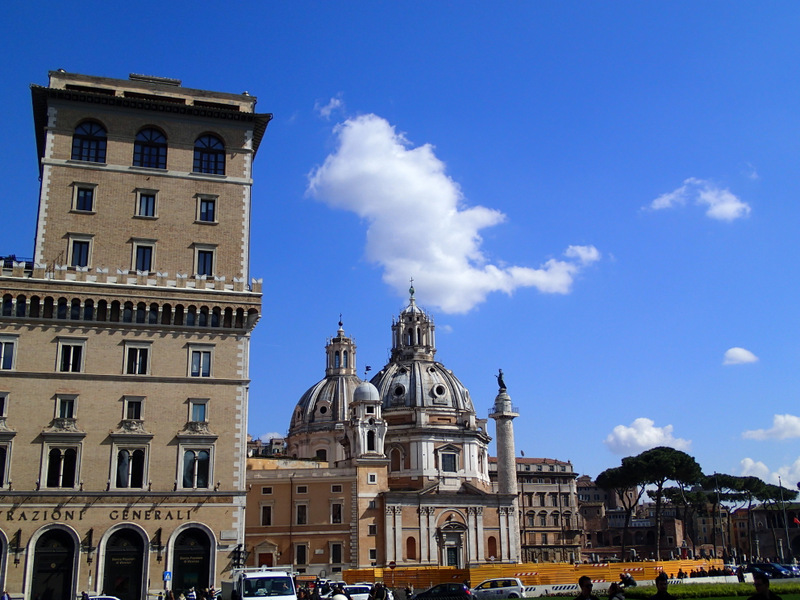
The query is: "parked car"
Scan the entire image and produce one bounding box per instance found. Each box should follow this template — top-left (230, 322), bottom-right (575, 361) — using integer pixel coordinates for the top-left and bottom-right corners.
top-left (413, 583), bottom-right (472, 600)
top-left (780, 564), bottom-right (800, 577)
top-left (345, 585), bottom-right (372, 600)
top-left (471, 578), bottom-right (530, 599)
top-left (749, 563), bottom-right (793, 578)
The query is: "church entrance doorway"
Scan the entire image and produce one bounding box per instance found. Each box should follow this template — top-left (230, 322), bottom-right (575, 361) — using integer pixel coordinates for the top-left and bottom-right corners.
top-left (172, 528), bottom-right (211, 593)
top-left (102, 529), bottom-right (145, 600)
top-left (31, 529), bottom-right (75, 600)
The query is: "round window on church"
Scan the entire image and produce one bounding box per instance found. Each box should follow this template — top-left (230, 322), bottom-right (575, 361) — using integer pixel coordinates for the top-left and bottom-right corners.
top-left (434, 384), bottom-right (446, 397)
top-left (393, 385), bottom-right (405, 397)
top-left (319, 406), bottom-right (328, 414)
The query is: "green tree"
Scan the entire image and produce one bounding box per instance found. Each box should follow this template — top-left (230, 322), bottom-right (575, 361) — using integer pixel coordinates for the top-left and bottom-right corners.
top-left (596, 461), bottom-right (647, 560)
top-left (634, 446), bottom-right (703, 559)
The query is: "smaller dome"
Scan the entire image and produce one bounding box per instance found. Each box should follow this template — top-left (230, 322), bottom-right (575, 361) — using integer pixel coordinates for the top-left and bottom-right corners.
top-left (354, 381), bottom-right (380, 404)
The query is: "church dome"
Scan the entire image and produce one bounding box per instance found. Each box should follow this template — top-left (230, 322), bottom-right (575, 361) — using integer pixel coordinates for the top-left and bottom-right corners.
top-left (371, 359), bottom-right (474, 412)
top-left (369, 286), bottom-right (475, 414)
top-left (353, 380), bottom-right (380, 404)
top-left (286, 320), bottom-right (361, 460)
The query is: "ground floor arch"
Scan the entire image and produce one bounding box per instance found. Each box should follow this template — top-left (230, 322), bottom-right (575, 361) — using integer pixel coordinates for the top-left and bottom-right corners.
top-left (171, 526), bottom-right (214, 594)
top-left (101, 527), bottom-right (146, 600)
top-left (30, 528), bottom-right (77, 600)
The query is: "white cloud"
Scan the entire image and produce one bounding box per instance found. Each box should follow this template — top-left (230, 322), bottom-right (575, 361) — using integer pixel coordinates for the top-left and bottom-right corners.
top-left (723, 347), bottom-right (759, 365)
top-left (604, 417), bottom-right (691, 454)
top-left (740, 456), bottom-right (800, 487)
top-left (307, 114), bottom-right (600, 313)
top-left (743, 414), bottom-right (800, 440)
top-left (315, 95), bottom-right (344, 120)
top-left (646, 178), bottom-right (751, 221)
top-left (740, 457), bottom-right (771, 480)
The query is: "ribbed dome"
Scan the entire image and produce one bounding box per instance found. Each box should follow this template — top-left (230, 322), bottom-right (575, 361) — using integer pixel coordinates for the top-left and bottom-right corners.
top-left (289, 374), bottom-right (362, 433)
top-left (370, 359), bottom-right (475, 412)
top-left (354, 380), bottom-right (380, 404)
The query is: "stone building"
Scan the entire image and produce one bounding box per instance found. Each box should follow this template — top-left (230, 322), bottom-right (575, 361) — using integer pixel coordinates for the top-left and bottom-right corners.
top-left (489, 458), bottom-right (581, 563)
top-left (245, 292), bottom-right (521, 575)
top-left (0, 71), bottom-right (269, 599)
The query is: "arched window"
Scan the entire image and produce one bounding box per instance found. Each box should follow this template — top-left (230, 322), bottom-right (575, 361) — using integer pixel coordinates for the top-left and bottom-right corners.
top-left (487, 536), bottom-right (498, 560)
top-left (198, 307), bottom-right (208, 327)
top-left (315, 449), bottom-right (327, 461)
top-left (211, 307), bottom-right (221, 327)
top-left (72, 121), bottom-right (107, 162)
top-left (162, 304), bottom-right (173, 325)
top-left (193, 134), bottom-right (225, 175)
top-left (149, 303), bottom-right (159, 324)
top-left (57, 298), bottom-right (68, 319)
top-left (183, 449), bottom-right (210, 488)
top-left (334, 351), bottom-right (340, 368)
top-left (186, 306), bottom-right (196, 326)
top-left (133, 127), bottom-right (167, 169)
top-left (70, 299), bottom-right (81, 320)
top-left (116, 448), bottom-right (145, 488)
top-left (46, 447), bottom-right (77, 487)
top-left (343, 350), bottom-right (348, 367)
top-left (29, 296), bottom-right (41, 318)
top-left (390, 448), bottom-right (401, 471)
top-left (122, 302), bottom-right (133, 323)
top-left (1, 295), bottom-right (11, 316)
top-left (367, 430), bottom-right (376, 452)
top-left (406, 536), bottom-right (417, 560)
top-left (83, 299), bottom-right (94, 321)
top-left (15, 295), bottom-right (27, 317)
top-left (43, 297), bottom-right (54, 318)
top-left (174, 305), bottom-right (185, 326)
top-left (136, 302), bottom-right (146, 323)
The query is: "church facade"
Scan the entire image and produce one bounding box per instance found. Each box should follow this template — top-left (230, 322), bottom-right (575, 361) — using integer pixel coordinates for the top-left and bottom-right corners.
top-left (245, 290), bottom-right (521, 574)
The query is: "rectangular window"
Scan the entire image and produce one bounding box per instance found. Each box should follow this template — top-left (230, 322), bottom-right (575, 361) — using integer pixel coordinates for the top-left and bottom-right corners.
top-left (75, 187), bottom-right (95, 212)
top-left (297, 485), bottom-right (308, 494)
top-left (367, 473), bottom-right (377, 484)
top-left (368, 524), bottom-right (377, 536)
top-left (136, 190), bottom-right (157, 217)
top-left (134, 244), bottom-right (154, 272)
top-left (190, 400), bottom-right (207, 422)
top-left (368, 500), bottom-right (376, 509)
top-left (58, 339), bottom-right (85, 373)
top-left (331, 543), bottom-right (342, 564)
top-left (296, 504), bottom-right (307, 525)
top-left (125, 397), bottom-right (143, 420)
top-left (189, 347), bottom-right (212, 377)
top-left (331, 503), bottom-right (342, 524)
top-left (296, 544), bottom-right (307, 565)
top-left (115, 447), bottom-right (146, 488)
top-left (0, 444), bottom-right (9, 487)
top-left (369, 548), bottom-right (377, 561)
top-left (57, 395), bottom-right (76, 419)
top-left (197, 196), bottom-right (217, 223)
top-left (262, 486), bottom-right (273, 495)
top-left (182, 448), bottom-right (211, 489)
top-left (196, 249), bottom-right (215, 277)
top-left (0, 392), bottom-right (7, 417)
top-left (441, 453), bottom-right (457, 473)
top-left (331, 484), bottom-right (342, 493)
top-left (70, 238), bottom-right (91, 268)
top-left (0, 337), bottom-right (17, 370)
top-left (45, 445), bottom-right (79, 488)
top-left (125, 343), bottom-right (150, 375)
top-left (542, 533), bottom-right (548, 545)
top-left (261, 505), bottom-right (272, 526)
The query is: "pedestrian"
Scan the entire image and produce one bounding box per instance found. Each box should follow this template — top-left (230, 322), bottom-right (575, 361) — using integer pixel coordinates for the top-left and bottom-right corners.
top-left (2, 591), bottom-right (11, 600)
top-left (187, 588), bottom-right (197, 600)
top-left (607, 583), bottom-right (624, 600)
top-left (575, 576), bottom-right (599, 600)
top-left (748, 573), bottom-right (781, 600)
top-left (652, 573), bottom-right (675, 600)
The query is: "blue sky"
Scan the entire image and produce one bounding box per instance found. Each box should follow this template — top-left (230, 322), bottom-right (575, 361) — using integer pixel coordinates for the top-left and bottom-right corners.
top-left (4, 2), bottom-right (800, 486)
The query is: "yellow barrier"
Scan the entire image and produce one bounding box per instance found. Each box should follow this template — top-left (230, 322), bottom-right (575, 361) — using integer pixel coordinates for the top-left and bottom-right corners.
top-left (344, 559), bottom-right (724, 589)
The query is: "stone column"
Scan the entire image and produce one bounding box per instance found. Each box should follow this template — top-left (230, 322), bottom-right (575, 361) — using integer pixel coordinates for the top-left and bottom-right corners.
top-left (476, 506), bottom-right (485, 561)
top-left (385, 505), bottom-right (396, 562)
